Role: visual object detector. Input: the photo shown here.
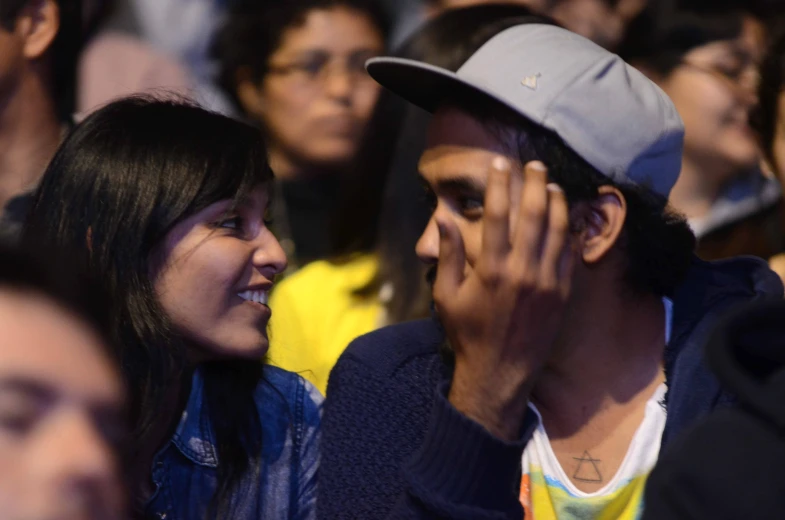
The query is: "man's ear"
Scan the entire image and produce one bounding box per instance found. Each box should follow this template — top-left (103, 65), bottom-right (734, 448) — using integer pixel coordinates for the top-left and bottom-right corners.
top-left (574, 186), bottom-right (627, 265)
top-left (17, 0), bottom-right (59, 61)
top-left (236, 67), bottom-right (266, 120)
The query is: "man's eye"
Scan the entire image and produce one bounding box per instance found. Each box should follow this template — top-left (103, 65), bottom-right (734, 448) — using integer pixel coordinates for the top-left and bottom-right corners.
top-left (458, 196), bottom-right (484, 215)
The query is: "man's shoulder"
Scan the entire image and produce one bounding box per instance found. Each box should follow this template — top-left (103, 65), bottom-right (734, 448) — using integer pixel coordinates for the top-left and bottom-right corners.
top-left (671, 255), bottom-right (783, 370)
top-left (338, 318), bottom-right (445, 379)
top-left (674, 255), bottom-right (783, 330)
top-left (664, 256), bottom-right (783, 443)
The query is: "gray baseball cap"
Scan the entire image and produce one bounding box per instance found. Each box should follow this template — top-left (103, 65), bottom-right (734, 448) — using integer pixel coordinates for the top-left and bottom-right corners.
top-left (366, 24), bottom-right (684, 198)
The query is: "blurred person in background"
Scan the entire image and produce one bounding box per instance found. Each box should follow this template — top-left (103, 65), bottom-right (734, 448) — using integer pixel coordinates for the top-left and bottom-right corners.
top-left (643, 32), bottom-right (785, 503)
top-left (22, 96), bottom-right (321, 520)
top-left (269, 3), bottom-right (541, 395)
top-left (213, 0), bottom-right (388, 267)
top-left (640, 38), bottom-right (785, 503)
top-left (0, 0), bottom-right (80, 241)
top-left (755, 27), bottom-right (785, 278)
top-left (620, 0), bottom-right (783, 261)
top-left (549, 0), bottom-right (647, 50)
top-left (0, 243), bottom-right (125, 520)
top-left (422, 0), bottom-right (553, 16)
top-left (118, 0), bottom-right (227, 109)
top-left (76, 0), bottom-right (197, 115)
top-left (422, 0), bottom-right (647, 49)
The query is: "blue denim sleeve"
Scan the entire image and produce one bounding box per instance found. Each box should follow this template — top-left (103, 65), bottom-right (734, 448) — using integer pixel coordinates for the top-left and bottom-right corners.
top-left (296, 379), bottom-right (323, 520)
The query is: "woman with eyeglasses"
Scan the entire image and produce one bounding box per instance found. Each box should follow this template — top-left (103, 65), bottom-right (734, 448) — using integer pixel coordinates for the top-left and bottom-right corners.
top-left (213, 0), bottom-right (388, 268)
top-left (619, 0), bottom-right (784, 261)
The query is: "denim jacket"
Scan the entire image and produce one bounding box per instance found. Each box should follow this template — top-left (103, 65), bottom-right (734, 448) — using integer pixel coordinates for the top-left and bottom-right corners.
top-left (145, 365), bottom-right (322, 519)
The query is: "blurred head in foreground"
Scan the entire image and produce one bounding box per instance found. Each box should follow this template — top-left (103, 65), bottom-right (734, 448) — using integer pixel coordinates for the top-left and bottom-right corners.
top-left (0, 243), bottom-right (125, 520)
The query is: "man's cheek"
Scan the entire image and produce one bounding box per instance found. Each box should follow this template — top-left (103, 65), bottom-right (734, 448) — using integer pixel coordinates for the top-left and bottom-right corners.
top-left (462, 227), bottom-right (483, 270)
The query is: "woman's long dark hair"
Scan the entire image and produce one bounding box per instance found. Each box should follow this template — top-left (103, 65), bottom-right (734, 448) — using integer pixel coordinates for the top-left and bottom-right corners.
top-left (22, 96), bottom-right (270, 518)
top-left (331, 4), bottom-right (556, 323)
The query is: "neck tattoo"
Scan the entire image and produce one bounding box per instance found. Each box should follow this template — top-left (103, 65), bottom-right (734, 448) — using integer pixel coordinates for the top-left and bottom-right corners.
top-left (573, 450), bottom-right (603, 483)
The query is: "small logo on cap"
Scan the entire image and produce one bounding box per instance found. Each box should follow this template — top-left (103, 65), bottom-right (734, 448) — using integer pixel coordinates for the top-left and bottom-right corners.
top-left (521, 73), bottom-right (541, 90)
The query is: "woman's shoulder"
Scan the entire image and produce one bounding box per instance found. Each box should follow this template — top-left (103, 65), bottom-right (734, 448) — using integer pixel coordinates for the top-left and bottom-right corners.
top-left (255, 365), bottom-right (323, 431)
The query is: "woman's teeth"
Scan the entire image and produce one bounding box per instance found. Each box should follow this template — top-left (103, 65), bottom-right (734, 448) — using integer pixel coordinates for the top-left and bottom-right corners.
top-left (238, 290), bottom-right (269, 305)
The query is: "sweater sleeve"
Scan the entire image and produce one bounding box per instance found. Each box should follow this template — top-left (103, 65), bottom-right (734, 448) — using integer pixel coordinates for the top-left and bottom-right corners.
top-left (319, 350), bottom-right (536, 520)
top-left (387, 382), bottom-right (537, 520)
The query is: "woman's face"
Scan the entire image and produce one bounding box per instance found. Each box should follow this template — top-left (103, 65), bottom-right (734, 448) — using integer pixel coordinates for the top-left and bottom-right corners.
top-left (243, 6), bottom-right (384, 172)
top-left (153, 187), bottom-right (287, 360)
top-left (658, 16), bottom-right (764, 181)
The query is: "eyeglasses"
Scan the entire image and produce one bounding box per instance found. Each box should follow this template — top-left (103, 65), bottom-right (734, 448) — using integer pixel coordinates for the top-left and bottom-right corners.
top-left (679, 60), bottom-right (759, 97)
top-left (267, 52), bottom-right (378, 88)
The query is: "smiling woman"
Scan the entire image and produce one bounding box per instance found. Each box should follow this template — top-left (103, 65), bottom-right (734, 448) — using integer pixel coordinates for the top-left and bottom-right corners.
top-left (619, 0), bottom-right (785, 260)
top-left (154, 187), bottom-right (284, 360)
top-left (21, 96), bottom-right (322, 520)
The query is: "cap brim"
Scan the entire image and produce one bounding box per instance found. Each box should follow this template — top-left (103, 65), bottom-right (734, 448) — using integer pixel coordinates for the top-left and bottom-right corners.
top-left (366, 57), bottom-right (511, 116)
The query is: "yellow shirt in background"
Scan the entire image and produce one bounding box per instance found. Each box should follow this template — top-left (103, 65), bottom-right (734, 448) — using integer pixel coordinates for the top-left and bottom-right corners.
top-left (268, 254), bottom-right (383, 394)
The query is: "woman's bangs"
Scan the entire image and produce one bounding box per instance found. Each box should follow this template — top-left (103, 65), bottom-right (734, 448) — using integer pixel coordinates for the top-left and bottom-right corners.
top-left (190, 136), bottom-right (272, 214)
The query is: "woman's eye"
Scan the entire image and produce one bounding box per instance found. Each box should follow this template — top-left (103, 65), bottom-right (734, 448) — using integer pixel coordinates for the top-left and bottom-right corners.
top-left (216, 216), bottom-right (243, 231)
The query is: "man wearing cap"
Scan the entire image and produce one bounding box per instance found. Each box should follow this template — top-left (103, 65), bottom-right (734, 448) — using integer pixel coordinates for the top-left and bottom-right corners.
top-left (318, 23), bottom-right (783, 520)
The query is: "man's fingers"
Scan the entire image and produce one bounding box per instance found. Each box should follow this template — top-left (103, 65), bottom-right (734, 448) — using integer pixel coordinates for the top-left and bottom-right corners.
top-left (481, 157), bottom-right (513, 263)
top-left (539, 184), bottom-right (570, 289)
top-left (512, 161), bottom-right (549, 267)
top-left (434, 219), bottom-right (466, 302)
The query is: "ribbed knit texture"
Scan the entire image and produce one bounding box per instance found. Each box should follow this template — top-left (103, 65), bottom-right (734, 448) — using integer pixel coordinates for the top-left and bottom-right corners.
top-left (403, 383), bottom-right (536, 519)
top-left (319, 320), bottom-right (444, 519)
top-left (319, 319), bottom-right (535, 519)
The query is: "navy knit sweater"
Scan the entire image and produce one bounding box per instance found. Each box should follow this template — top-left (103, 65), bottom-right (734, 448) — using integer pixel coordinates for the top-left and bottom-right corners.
top-left (319, 257), bottom-right (783, 519)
